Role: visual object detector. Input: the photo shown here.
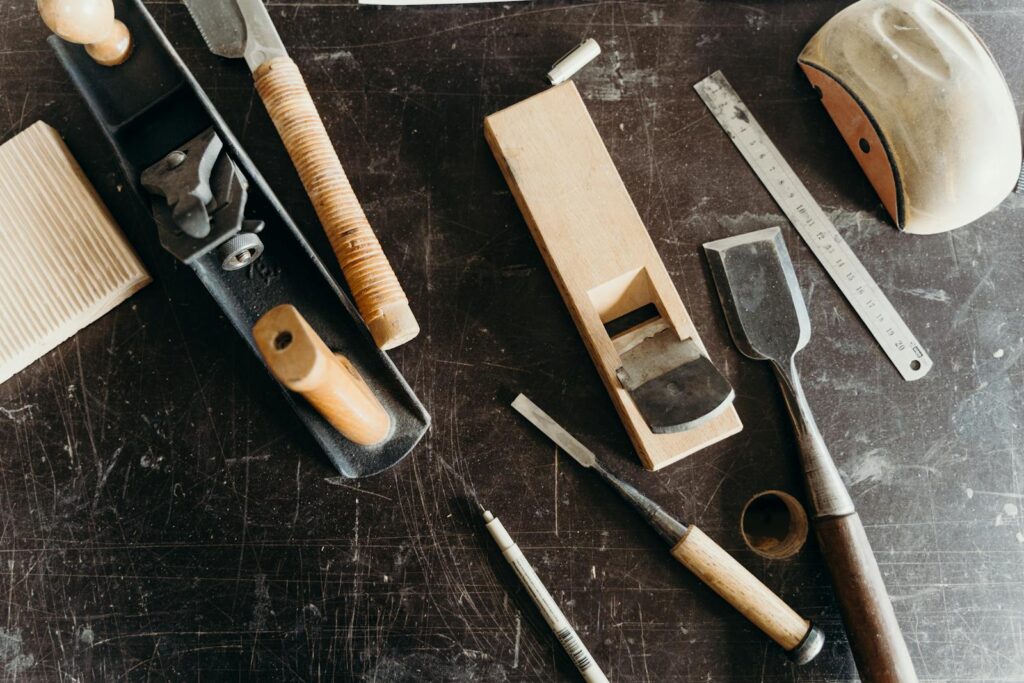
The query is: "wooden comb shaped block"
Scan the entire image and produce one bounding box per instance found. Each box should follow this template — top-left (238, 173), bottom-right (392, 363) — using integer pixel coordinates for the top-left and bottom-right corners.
top-left (0, 121), bottom-right (150, 384)
top-left (485, 83), bottom-right (742, 470)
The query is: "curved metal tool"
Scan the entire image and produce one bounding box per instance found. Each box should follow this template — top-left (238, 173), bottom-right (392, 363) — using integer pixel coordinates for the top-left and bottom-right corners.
top-left (614, 325), bottom-right (734, 433)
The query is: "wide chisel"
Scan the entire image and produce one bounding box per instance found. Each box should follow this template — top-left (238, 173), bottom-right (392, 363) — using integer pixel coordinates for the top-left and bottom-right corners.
top-left (511, 394), bottom-right (825, 665)
top-left (183, 0), bottom-right (418, 351)
top-left (704, 227), bottom-right (917, 683)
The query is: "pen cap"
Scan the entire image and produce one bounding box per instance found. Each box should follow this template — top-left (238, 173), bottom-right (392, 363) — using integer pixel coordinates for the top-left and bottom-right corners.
top-left (484, 512), bottom-right (515, 552)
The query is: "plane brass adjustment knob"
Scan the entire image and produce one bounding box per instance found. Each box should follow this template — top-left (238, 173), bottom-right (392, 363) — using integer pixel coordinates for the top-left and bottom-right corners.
top-left (38, 0), bottom-right (133, 66)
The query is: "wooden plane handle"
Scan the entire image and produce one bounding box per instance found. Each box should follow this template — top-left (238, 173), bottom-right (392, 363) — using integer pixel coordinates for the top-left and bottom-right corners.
top-left (253, 305), bottom-right (392, 446)
top-left (671, 526), bottom-right (817, 657)
top-left (37, 0), bottom-right (133, 66)
top-left (816, 513), bottom-right (917, 682)
top-left (253, 57), bottom-right (418, 351)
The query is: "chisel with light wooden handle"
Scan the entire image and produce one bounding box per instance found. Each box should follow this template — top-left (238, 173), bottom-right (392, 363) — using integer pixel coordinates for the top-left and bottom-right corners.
top-left (511, 394), bottom-right (825, 664)
top-left (184, 0), bottom-right (419, 351)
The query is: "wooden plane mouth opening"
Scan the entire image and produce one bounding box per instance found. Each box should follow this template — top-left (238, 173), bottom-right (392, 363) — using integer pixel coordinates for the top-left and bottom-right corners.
top-left (588, 269), bottom-right (674, 357)
top-left (587, 268), bottom-right (658, 329)
top-left (604, 302), bottom-right (661, 340)
top-left (587, 269), bottom-right (735, 435)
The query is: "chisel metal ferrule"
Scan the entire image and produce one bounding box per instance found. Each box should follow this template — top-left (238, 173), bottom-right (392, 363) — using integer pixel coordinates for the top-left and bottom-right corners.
top-left (593, 462), bottom-right (687, 544)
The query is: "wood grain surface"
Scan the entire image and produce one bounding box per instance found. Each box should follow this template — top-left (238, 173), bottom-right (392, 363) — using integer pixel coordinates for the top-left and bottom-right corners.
top-left (36, 0), bottom-right (133, 67)
top-left (815, 513), bottom-right (918, 683)
top-left (0, 121), bottom-right (149, 386)
top-left (484, 81), bottom-right (742, 471)
top-left (1, 1), bottom-right (1023, 681)
top-left (670, 525), bottom-right (811, 652)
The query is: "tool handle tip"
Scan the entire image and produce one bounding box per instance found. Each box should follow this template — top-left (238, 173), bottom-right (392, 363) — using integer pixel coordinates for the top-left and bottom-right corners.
top-left (253, 304), bottom-right (392, 445)
top-left (671, 526), bottom-right (819, 660)
top-left (38, 0), bottom-right (132, 66)
top-left (816, 513), bottom-right (917, 681)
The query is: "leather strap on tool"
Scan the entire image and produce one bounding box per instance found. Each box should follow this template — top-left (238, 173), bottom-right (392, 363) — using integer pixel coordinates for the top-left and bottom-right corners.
top-left (254, 57), bottom-right (419, 350)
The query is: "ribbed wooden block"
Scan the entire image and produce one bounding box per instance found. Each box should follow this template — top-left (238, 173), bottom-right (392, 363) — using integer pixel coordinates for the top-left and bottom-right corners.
top-left (0, 121), bottom-right (150, 385)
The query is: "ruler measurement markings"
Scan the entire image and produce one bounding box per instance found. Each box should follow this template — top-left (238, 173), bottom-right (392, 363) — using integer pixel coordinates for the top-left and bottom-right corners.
top-left (695, 71), bottom-right (932, 380)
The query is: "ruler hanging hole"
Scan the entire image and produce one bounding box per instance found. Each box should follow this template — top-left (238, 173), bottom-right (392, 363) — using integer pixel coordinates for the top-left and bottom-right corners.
top-left (910, 359), bottom-right (921, 371)
top-left (858, 138), bottom-right (871, 154)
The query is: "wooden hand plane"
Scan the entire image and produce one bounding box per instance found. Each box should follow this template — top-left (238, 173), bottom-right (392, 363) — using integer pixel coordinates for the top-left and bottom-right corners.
top-left (485, 83), bottom-right (741, 470)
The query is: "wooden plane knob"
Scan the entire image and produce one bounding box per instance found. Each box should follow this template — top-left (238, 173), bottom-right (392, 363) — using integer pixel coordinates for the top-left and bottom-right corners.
top-left (38, 0), bottom-right (133, 66)
top-left (253, 305), bottom-right (392, 446)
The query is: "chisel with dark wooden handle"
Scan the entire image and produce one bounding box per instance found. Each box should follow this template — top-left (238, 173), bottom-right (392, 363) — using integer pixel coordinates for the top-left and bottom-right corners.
top-left (705, 228), bottom-right (917, 682)
top-left (184, 0), bottom-right (418, 351)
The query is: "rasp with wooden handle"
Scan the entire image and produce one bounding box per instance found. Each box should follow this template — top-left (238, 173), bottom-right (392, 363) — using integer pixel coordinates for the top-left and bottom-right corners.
top-left (183, 0), bottom-right (418, 350)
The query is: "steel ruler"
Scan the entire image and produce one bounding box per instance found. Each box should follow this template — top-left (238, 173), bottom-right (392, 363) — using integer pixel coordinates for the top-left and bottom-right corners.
top-left (694, 71), bottom-right (932, 381)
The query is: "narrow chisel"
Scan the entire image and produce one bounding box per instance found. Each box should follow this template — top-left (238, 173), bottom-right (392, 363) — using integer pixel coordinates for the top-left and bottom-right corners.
top-left (512, 394), bottom-right (824, 664)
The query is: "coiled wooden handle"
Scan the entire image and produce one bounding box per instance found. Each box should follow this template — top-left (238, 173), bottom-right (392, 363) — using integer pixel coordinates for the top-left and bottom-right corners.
top-left (254, 57), bottom-right (419, 351)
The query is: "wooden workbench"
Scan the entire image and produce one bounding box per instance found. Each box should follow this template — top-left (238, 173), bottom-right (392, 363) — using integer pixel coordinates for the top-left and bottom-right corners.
top-left (1, 1), bottom-right (1022, 680)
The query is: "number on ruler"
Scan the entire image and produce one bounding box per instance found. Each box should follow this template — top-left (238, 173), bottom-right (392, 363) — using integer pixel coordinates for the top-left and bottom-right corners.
top-left (695, 70), bottom-right (932, 381)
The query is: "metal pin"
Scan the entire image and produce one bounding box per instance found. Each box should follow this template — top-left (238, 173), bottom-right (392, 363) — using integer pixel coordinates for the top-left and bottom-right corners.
top-left (165, 151), bottom-right (187, 169)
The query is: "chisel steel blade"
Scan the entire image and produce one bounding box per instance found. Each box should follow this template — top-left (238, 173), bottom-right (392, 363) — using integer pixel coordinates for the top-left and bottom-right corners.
top-left (703, 227), bottom-right (810, 364)
top-left (511, 395), bottom-right (597, 468)
top-left (183, 0), bottom-right (287, 71)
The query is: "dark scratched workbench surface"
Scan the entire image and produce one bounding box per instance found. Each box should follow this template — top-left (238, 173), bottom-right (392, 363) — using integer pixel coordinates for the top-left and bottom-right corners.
top-left (2, 1), bottom-right (1024, 680)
